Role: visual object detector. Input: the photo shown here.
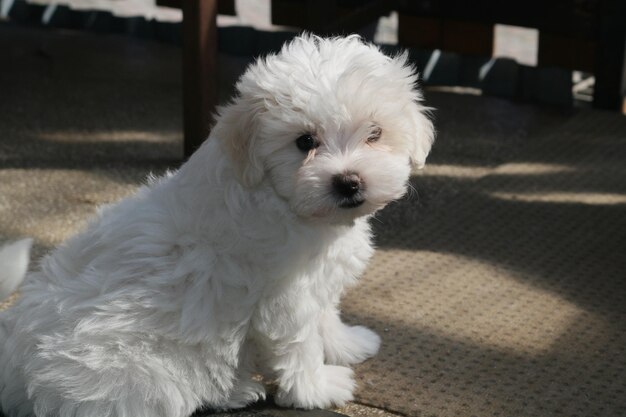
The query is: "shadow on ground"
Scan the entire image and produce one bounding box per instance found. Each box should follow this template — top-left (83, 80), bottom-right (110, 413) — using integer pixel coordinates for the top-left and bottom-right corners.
top-left (356, 93), bottom-right (626, 416)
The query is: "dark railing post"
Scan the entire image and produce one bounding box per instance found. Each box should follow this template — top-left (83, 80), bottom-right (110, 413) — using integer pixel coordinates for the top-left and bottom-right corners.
top-left (593, 0), bottom-right (626, 111)
top-left (181, 0), bottom-right (219, 158)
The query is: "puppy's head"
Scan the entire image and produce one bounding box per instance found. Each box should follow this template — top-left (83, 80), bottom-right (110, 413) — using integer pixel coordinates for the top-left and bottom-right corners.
top-left (214, 35), bottom-right (434, 224)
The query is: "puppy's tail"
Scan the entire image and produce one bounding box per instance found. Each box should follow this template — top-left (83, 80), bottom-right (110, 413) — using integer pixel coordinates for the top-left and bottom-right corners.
top-left (0, 238), bottom-right (33, 301)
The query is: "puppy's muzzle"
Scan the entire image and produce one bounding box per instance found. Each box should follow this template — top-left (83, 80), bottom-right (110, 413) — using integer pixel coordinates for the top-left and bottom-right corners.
top-left (332, 172), bottom-right (365, 208)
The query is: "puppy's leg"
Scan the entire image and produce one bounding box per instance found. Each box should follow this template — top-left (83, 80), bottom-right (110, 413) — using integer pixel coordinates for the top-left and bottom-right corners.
top-left (220, 376), bottom-right (265, 410)
top-left (320, 307), bottom-right (381, 366)
top-left (271, 322), bottom-right (355, 409)
top-left (22, 335), bottom-right (233, 417)
top-left (219, 343), bottom-right (266, 410)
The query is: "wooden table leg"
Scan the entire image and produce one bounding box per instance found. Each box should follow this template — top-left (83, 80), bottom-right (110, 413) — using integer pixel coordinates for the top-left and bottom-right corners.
top-left (182, 0), bottom-right (218, 157)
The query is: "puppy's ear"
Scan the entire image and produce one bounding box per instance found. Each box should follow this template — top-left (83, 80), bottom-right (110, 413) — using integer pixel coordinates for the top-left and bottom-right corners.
top-left (407, 102), bottom-right (435, 169)
top-left (213, 99), bottom-right (265, 187)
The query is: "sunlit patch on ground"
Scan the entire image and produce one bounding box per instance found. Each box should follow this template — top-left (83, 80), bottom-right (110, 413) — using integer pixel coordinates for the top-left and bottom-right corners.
top-left (490, 191), bottom-right (626, 205)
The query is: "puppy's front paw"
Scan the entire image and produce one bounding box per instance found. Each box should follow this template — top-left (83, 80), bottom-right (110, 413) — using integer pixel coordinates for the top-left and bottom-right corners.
top-left (275, 365), bottom-right (355, 409)
top-left (325, 325), bottom-right (381, 365)
top-left (220, 378), bottom-right (266, 410)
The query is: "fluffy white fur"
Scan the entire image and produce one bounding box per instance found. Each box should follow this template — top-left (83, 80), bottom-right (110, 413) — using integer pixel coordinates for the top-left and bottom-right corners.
top-left (0, 35), bottom-right (433, 417)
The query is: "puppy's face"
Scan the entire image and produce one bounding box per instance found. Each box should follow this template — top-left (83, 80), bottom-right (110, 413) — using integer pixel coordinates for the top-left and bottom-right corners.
top-left (215, 36), bottom-right (434, 224)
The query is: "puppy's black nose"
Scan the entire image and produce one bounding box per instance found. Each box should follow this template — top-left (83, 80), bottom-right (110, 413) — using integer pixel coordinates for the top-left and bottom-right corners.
top-left (332, 172), bottom-right (362, 198)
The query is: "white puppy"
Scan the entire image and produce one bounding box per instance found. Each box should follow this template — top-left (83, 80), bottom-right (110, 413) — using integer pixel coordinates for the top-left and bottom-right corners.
top-left (0, 35), bottom-right (433, 417)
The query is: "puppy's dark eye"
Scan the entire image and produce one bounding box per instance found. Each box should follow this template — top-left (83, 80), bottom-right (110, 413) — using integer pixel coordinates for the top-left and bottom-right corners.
top-left (296, 134), bottom-right (319, 152)
top-left (367, 126), bottom-right (382, 143)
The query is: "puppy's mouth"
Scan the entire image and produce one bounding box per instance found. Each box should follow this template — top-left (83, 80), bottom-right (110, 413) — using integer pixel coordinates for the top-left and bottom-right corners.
top-left (337, 196), bottom-right (365, 209)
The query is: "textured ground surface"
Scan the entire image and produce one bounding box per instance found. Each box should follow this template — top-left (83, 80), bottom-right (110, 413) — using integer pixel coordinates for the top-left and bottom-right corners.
top-left (346, 96), bottom-right (626, 417)
top-left (1, 24), bottom-right (626, 417)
